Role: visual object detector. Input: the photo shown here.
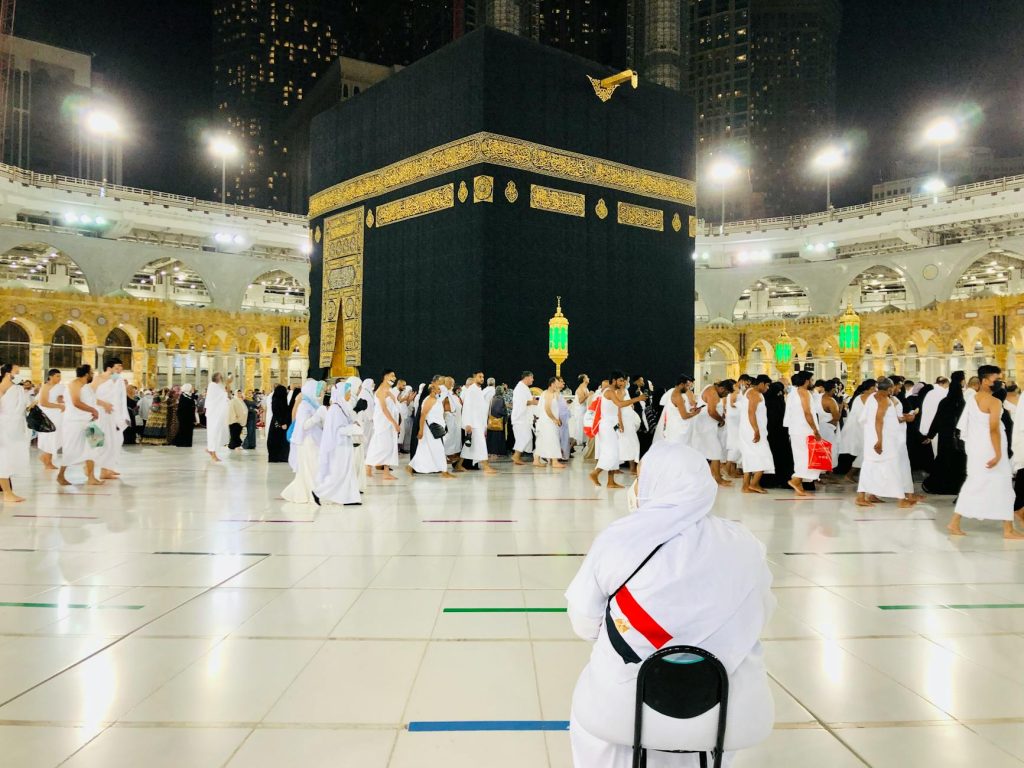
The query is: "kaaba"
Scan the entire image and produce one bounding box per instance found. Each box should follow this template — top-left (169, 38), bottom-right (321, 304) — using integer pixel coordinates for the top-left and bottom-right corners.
top-left (308, 27), bottom-right (695, 387)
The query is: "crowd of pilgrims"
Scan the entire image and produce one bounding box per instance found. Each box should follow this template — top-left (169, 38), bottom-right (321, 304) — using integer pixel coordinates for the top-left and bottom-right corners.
top-left (1, 355), bottom-right (1023, 538)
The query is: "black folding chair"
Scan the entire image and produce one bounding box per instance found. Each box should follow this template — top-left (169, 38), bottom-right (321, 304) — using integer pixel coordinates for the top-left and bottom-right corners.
top-left (632, 646), bottom-right (730, 768)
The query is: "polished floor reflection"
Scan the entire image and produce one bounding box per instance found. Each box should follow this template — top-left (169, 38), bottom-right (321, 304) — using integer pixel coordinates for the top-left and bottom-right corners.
top-left (1, 444), bottom-right (1024, 766)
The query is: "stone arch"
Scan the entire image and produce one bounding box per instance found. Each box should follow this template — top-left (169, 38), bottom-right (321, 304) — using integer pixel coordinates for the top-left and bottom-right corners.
top-left (949, 249), bottom-right (1024, 301)
top-left (292, 333), bottom-right (310, 356)
top-left (241, 269), bottom-right (308, 314)
top-left (50, 323), bottom-right (87, 369)
top-left (0, 320), bottom-right (31, 366)
top-left (732, 274), bottom-right (810, 321)
top-left (123, 257), bottom-right (213, 306)
top-left (0, 242), bottom-right (91, 294)
top-left (842, 263), bottom-right (918, 312)
top-left (103, 327), bottom-right (134, 370)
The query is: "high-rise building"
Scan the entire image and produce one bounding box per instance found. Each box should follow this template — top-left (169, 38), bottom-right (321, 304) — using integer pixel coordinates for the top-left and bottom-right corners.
top-left (212, 0), bottom-right (344, 209)
top-left (2, 35), bottom-right (122, 183)
top-left (688, 0), bottom-right (841, 218)
top-left (749, 0), bottom-right (841, 216)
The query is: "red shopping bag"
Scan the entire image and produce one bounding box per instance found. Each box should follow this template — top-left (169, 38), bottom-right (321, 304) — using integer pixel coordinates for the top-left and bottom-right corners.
top-left (806, 436), bottom-right (833, 471)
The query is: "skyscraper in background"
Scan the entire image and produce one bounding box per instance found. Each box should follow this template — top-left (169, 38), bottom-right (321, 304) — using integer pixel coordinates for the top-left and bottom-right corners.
top-left (688, 0), bottom-right (841, 218)
top-left (212, 0), bottom-right (343, 209)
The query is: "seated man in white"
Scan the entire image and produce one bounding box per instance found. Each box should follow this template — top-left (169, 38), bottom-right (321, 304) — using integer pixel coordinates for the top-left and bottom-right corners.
top-left (566, 440), bottom-right (775, 767)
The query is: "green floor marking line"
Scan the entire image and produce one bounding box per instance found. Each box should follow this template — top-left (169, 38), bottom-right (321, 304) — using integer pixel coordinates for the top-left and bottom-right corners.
top-left (879, 603), bottom-right (1024, 611)
top-left (443, 607), bottom-right (567, 614)
top-left (0, 602), bottom-right (144, 610)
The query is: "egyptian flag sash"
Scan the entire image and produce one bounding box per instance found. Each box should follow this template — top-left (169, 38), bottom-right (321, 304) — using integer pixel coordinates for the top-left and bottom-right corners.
top-left (604, 543), bottom-right (672, 664)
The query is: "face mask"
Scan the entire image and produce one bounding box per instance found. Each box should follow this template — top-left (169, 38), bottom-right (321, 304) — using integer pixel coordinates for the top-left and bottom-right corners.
top-left (10, 374), bottom-right (23, 385)
top-left (993, 380), bottom-right (1006, 392)
top-left (111, 373), bottom-right (121, 381)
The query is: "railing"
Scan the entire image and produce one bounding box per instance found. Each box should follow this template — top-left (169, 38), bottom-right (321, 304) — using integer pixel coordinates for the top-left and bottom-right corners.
top-left (700, 173), bottom-right (1024, 236)
top-left (0, 161), bottom-right (308, 225)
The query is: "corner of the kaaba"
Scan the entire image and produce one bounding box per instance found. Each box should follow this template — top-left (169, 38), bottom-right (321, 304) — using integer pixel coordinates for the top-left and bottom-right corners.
top-left (308, 26), bottom-right (695, 390)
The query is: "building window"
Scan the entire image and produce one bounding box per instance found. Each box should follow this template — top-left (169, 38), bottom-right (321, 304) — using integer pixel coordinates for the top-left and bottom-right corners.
top-left (50, 325), bottom-right (83, 370)
top-left (0, 321), bottom-right (29, 366)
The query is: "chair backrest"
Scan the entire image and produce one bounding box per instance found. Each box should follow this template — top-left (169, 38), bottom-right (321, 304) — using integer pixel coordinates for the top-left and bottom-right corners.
top-left (633, 645), bottom-right (730, 767)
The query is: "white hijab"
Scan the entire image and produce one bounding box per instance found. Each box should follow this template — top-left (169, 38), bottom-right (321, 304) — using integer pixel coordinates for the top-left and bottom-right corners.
top-left (288, 379), bottom-right (325, 468)
top-left (566, 441), bottom-right (769, 668)
top-left (317, 378), bottom-right (361, 484)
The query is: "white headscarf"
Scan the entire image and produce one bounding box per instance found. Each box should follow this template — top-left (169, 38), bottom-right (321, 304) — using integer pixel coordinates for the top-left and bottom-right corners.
top-left (181, 383), bottom-right (194, 395)
top-left (288, 379), bottom-right (325, 470)
top-left (566, 440), bottom-right (770, 669)
top-left (317, 379), bottom-right (361, 484)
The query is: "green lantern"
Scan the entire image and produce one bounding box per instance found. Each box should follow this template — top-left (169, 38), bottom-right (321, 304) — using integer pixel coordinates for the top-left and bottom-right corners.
top-left (548, 296), bottom-right (569, 377)
top-left (838, 302), bottom-right (861, 352)
top-left (775, 328), bottom-right (793, 376)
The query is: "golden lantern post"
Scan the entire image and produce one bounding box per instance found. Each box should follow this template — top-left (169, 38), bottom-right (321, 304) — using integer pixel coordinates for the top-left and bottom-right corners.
top-left (548, 297), bottom-right (569, 377)
top-left (774, 327), bottom-right (794, 379)
top-left (837, 302), bottom-right (862, 393)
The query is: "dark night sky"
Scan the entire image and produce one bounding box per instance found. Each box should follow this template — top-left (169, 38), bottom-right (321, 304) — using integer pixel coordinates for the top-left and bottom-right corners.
top-left (16, 0), bottom-right (1024, 206)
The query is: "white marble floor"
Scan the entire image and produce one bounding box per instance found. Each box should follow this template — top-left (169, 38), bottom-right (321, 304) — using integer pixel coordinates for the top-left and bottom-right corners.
top-left (1, 442), bottom-right (1024, 767)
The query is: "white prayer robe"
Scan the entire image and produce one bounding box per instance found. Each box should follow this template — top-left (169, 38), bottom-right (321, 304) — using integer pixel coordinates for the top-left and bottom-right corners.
top-left (37, 382), bottom-right (64, 456)
top-left (536, 390), bottom-right (564, 461)
top-left (459, 383), bottom-right (489, 462)
top-left (596, 391), bottom-right (621, 471)
top-left (96, 376), bottom-right (127, 471)
top-left (282, 380), bottom-right (326, 503)
top-left (784, 388), bottom-right (820, 482)
top-left (315, 381), bottom-right (361, 506)
top-left (61, 383), bottom-right (100, 469)
top-left (955, 398), bottom-right (1014, 521)
top-left (410, 397), bottom-right (447, 474)
top-left (739, 394), bottom-right (774, 474)
top-left (691, 386), bottom-right (724, 461)
top-left (0, 385), bottom-right (29, 478)
top-left (511, 381), bottom-right (535, 453)
top-left (364, 389), bottom-right (400, 467)
top-left (204, 381), bottom-right (230, 454)
top-left (857, 395), bottom-right (905, 499)
top-left (567, 442), bottom-right (774, 767)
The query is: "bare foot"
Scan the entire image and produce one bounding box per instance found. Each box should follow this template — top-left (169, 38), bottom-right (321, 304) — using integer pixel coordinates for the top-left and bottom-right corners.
top-left (855, 497), bottom-right (875, 507)
top-left (897, 499), bottom-right (916, 508)
top-left (532, 460), bottom-right (544, 466)
top-left (512, 459), bottom-right (526, 466)
top-left (867, 495), bottom-right (884, 503)
top-left (787, 478), bottom-right (807, 496)
top-left (100, 471), bottom-right (118, 480)
top-left (608, 480), bottom-right (625, 489)
top-left (453, 466), bottom-right (467, 473)
top-left (86, 477), bottom-right (104, 486)
top-left (716, 479), bottom-right (733, 487)
top-left (947, 523), bottom-right (966, 536)
top-left (2, 493), bottom-right (25, 503)
top-left (483, 467), bottom-right (498, 475)
top-left (1004, 529), bottom-right (1024, 540)
top-left (588, 471), bottom-right (601, 487)
top-left (741, 486), bottom-right (756, 494)
top-left (405, 465), bottom-right (414, 476)
top-left (382, 472), bottom-right (398, 481)
top-left (441, 472), bottom-right (455, 479)
top-left (56, 476), bottom-right (71, 486)
top-left (552, 461), bottom-right (566, 469)
top-left (751, 487), bottom-right (768, 494)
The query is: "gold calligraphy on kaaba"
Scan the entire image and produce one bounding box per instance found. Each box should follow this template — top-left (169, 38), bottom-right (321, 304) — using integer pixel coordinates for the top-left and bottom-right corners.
top-left (530, 185), bottom-right (586, 217)
top-left (617, 201), bottom-right (664, 232)
top-left (375, 184), bottom-right (455, 228)
top-left (320, 207), bottom-right (363, 373)
top-left (309, 132), bottom-right (696, 218)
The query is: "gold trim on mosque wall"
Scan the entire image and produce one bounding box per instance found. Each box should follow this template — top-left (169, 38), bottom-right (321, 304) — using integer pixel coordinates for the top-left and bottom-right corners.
top-left (308, 132), bottom-right (696, 218)
top-left (530, 184), bottom-right (586, 217)
top-left (617, 201), bottom-right (664, 231)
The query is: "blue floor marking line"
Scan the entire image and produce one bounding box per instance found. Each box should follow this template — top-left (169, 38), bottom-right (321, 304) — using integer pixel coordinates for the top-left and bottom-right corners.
top-left (407, 720), bottom-right (570, 732)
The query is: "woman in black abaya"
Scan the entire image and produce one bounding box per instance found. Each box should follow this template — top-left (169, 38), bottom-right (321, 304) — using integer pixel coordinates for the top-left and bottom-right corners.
top-left (922, 371), bottom-right (967, 494)
top-left (171, 384), bottom-right (197, 447)
top-left (760, 381), bottom-right (793, 488)
top-left (266, 385), bottom-right (292, 463)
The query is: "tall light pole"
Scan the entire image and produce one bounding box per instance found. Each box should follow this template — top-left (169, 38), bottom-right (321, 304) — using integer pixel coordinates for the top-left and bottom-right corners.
top-left (708, 157), bottom-right (739, 235)
top-left (86, 110), bottom-right (121, 193)
top-left (924, 117), bottom-right (957, 178)
top-left (209, 137), bottom-right (239, 205)
top-left (813, 145), bottom-right (845, 212)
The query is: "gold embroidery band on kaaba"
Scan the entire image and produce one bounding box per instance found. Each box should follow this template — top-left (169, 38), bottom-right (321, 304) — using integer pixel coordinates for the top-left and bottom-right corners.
top-left (375, 184), bottom-right (455, 228)
top-left (530, 184), bottom-right (586, 217)
top-left (309, 132), bottom-right (696, 218)
top-left (618, 201), bottom-right (664, 232)
top-left (320, 207), bottom-right (364, 372)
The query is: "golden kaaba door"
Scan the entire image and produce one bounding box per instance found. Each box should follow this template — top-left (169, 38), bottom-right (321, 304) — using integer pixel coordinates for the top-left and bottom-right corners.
top-left (319, 207), bottom-right (363, 378)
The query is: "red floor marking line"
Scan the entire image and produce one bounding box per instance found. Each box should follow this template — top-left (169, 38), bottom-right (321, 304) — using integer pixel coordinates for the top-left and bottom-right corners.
top-left (219, 519), bottom-right (315, 523)
top-left (527, 498), bottom-right (600, 501)
top-left (13, 514), bottom-right (99, 520)
top-left (855, 517), bottom-right (936, 522)
top-left (422, 519), bottom-right (517, 523)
